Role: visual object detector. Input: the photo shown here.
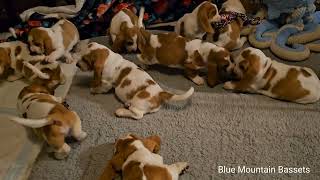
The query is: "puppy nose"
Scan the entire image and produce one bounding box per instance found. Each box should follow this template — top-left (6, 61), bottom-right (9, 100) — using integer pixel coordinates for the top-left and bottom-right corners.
top-left (76, 63), bottom-right (81, 68)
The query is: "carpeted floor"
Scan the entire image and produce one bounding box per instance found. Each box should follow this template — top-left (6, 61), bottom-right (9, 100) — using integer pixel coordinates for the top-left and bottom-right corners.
top-left (29, 37), bottom-right (320, 180)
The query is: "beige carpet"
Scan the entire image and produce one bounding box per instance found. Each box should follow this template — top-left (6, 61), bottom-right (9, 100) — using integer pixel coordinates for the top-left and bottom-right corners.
top-left (28, 37), bottom-right (320, 180)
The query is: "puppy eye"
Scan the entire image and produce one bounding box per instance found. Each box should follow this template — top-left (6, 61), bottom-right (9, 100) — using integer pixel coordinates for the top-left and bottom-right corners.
top-left (240, 64), bottom-right (246, 71)
top-left (34, 42), bottom-right (41, 46)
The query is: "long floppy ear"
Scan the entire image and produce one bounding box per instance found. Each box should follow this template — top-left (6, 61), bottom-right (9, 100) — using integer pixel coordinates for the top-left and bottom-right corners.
top-left (142, 135), bottom-right (161, 153)
top-left (137, 28), bottom-right (150, 51)
top-left (207, 50), bottom-right (218, 87)
top-left (198, 4), bottom-right (215, 33)
top-left (112, 35), bottom-right (125, 53)
top-left (99, 160), bottom-right (118, 180)
top-left (44, 36), bottom-right (54, 55)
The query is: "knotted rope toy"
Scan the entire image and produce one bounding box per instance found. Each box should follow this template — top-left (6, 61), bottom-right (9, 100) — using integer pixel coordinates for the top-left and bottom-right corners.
top-left (213, 11), bottom-right (261, 30)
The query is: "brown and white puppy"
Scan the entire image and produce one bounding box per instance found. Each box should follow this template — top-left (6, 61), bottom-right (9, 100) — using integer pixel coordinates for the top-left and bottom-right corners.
top-left (175, 1), bottom-right (221, 39)
top-left (224, 47), bottom-right (320, 104)
top-left (0, 41), bottom-right (45, 80)
top-left (137, 29), bottom-right (233, 87)
top-left (76, 42), bottom-right (194, 120)
top-left (206, 0), bottom-right (247, 50)
top-left (28, 19), bottom-right (79, 63)
top-left (110, 7), bottom-right (145, 53)
top-left (99, 134), bottom-right (188, 180)
top-left (5, 84), bottom-right (87, 159)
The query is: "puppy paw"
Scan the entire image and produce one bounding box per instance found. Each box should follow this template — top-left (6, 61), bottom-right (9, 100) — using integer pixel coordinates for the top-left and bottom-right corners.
top-left (45, 55), bottom-right (56, 63)
top-left (223, 81), bottom-right (235, 90)
top-left (76, 131), bottom-right (88, 141)
top-left (174, 162), bottom-right (189, 175)
top-left (7, 75), bottom-right (22, 82)
top-left (65, 57), bottom-right (74, 64)
top-left (191, 76), bottom-right (205, 85)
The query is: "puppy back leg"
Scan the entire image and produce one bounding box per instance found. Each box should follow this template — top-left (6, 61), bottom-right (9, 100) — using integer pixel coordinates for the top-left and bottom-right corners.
top-left (46, 131), bottom-right (70, 159)
top-left (167, 162), bottom-right (189, 177)
top-left (71, 111), bottom-right (87, 141)
top-left (7, 72), bottom-right (23, 81)
top-left (115, 106), bottom-right (144, 120)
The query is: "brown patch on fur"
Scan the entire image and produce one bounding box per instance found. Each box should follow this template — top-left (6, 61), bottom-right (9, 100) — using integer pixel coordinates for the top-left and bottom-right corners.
top-left (122, 9), bottom-right (139, 25)
top-left (301, 68), bottom-right (312, 77)
top-left (0, 47), bottom-right (12, 77)
top-left (149, 91), bottom-right (173, 110)
top-left (197, 2), bottom-right (217, 33)
top-left (115, 67), bottom-right (132, 87)
top-left (29, 28), bottom-right (54, 55)
top-left (271, 68), bottom-right (310, 101)
top-left (223, 20), bottom-right (242, 50)
top-left (99, 138), bottom-right (138, 180)
top-left (15, 46), bottom-right (22, 56)
top-left (18, 84), bottom-right (53, 99)
top-left (126, 85), bottom-right (148, 99)
top-left (81, 49), bottom-right (109, 88)
top-left (120, 78), bottom-right (132, 88)
top-left (146, 79), bottom-right (156, 85)
top-left (122, 161), bottom-right (144, 180)
top-left (112, 20), bottom-right (139, 53)
top-left (180, 21), bottom-right (185, 37)
top-left (156, 33), bottom-right (188, 65)
top-left (59, 20), bottom-right (78, 49)
top-left (137, 90), bottom-right (150, 99)
top-left (232, 49), bottom-right (261, 91)
top-left (143, 165), bottom-right (172, 180)
top-left (262, 66), bottom-right (277, 90)
top-left (207, 49), bottom-right (230, 87)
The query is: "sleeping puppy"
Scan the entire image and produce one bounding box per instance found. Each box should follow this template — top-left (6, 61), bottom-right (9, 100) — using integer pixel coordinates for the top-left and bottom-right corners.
top-left (224, 47), bottom-right (320, 104)
top-left (28, 19), bottom-right (79, 63)
top-left (110, 7), bottom-right (145, 53)
top-left (0, 41), bottom-right (45, 80)
top-left (206, 0), bottom-right (247, 50)
top-left (137, 29), bottom-right (233, 87)
top-left (99, 134), bottom-right (188, 180)
top-left (76, 42), bottom-right (194, 120)
top-left (175, 1), bottom-right (221, 39)
top-left (6, 84), bottom-right (87, 159)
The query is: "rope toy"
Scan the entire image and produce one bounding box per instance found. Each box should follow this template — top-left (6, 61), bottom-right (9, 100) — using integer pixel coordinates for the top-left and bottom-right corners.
top-left (213, 11), bottom-right (261, 30)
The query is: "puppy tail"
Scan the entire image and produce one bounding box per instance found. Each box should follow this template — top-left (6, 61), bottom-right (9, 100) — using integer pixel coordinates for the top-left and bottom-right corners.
top-left (138, 6), bottom-right (145, 28)
top-left (3, 115), bottom-right (53, 128)
top-left (166, 87), bottom-right (194, 102)
top-left (23, 61), bottom-right (50, 79)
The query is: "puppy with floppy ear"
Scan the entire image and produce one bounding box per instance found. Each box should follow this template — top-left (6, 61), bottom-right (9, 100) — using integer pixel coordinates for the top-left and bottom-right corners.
top-left (224, 47), bottom-right (320, 104)
top-left (110, 7), bottom-right (145, 53)
top-left (28, 19), bottom-right (79, 63)
top-left (99, 134), bottom-right (188, 180)
top-left (206, 0), bottom-right (247, 50)
top-left (4, 84), bottom-right (87, 159)
top-left (77, 42), bottom-right (194, 119)
top-left (0, 41), bottom-right (47, 81)
top-left (175, 1), bottom-right (221, 39)
top-left (185, 39), bottom-right (234, 87)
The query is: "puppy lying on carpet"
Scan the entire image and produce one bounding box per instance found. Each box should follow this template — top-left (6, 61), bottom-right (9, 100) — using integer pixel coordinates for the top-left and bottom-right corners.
top-left (0, 41), bottom-right (66, 89)
top-left (6, 84), bottom-right (87, 159)
top-left (224, 47), bottom-right (320, 104)
top-left (28, 19), bottom-right (79, 63)
top-left (137, 29), bottom-right (233, 87)
top-left (110, 7), bottom-right (145, 53)
top-left (99, 134), bottom-right (188, 180)
top-left (76, 42), bottom-right (194, 119)
top-left (0, 41), bottom-right (45, 80)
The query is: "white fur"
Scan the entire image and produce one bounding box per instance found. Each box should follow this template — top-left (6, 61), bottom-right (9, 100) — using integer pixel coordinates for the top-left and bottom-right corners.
top-left (78, 42), bottom-right (194, 119)
top-left (228, 47), bottom-right (320, 103)
top-left (122, 140), bottom-right (188, 180)
top-left (29, 19), bottom-right (79, 63)
top-left (175, 1), bottom-right (221, 39)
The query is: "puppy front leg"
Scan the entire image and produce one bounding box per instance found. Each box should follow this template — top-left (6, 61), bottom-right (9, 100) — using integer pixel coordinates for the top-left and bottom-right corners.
top-left (64, 52), bottom-right (74, 64)
top-left (168, 162), bottom-right (189, 176)
top-left (184, 67), bottom-right (204, 85)
top-left (71, 111), bottom-right (87, 141)
top-left (207, 61), bottom-right (219, 87)
top-left (137, 54), bottom-right (150, 70)
top-left (46, 48), bottom-right (64, 63)
top-left (223, 81), bottom-right (253, 92)
top-left (7, 71), bottom-right (23, 81)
